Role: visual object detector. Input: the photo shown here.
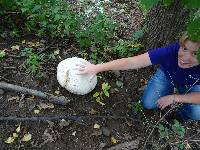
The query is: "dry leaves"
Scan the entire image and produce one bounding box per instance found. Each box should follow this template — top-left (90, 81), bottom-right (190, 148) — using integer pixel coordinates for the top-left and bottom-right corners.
top-left (94, 123), bottom-right (101, 129)
top-left (21, 133), bottom-right (32, 142)
top-left (11, 45), bottom-right (20, 51)
top-left (37, 102), bottom-right (54, 110)
top-left (5, 124), bottom-right (32, 144)
top-left (34, 109), bottom-right (40, 114)
top-left (8, 96), bottom-right (20, 101)
top-left (111, 136), bottom-right (118, 144)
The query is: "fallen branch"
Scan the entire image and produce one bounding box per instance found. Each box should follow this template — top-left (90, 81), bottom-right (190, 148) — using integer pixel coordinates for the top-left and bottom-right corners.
top-left (0, 115), bottom-right (140, 124)
top-left (0, 82), bottom-right (70, 105)
top-left (0, 116), bottom-right (81, 122)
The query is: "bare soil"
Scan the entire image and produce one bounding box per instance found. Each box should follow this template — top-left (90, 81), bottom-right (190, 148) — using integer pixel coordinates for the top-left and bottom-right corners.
top-left (0, 1), bottom-right (200, 150)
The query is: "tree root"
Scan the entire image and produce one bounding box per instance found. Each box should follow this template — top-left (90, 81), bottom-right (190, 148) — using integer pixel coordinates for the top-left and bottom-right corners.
top-left (0, 82), bottom-right (70, 105)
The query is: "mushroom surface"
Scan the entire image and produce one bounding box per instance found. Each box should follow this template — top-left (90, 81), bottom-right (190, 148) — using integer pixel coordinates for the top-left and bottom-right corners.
top-left (57, 57), bottom-right (97, 95)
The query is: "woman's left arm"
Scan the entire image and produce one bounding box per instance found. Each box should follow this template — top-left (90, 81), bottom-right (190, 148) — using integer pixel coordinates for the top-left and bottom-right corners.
top-left (175, 92), bottom-right (200, 104)
top-left (156, 92), bottom-right (200, 110)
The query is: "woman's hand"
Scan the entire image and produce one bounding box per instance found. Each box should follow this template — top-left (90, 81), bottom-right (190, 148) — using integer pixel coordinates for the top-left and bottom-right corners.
top-left (156, 95), bottom-right (175, 110)
top-left (74, 61), bottom-right (98, 78)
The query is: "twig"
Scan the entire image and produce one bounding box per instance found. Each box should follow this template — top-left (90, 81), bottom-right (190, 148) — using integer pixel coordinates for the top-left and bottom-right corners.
top-left (0, 116), bottom-right (80, 122)
top-left (142, 78), bottom-right (200, 150)
top-left (3, 66), bottom-right (16, 69)
top-left (0, 82), bottom-right (70, 105)
top-left (0, 115), bottom-right (140, 125)
top-left (7, 54), bottom-right (24, 58)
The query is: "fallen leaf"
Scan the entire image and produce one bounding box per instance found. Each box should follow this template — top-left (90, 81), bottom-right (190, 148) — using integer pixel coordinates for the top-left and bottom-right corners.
top-left (37, 102), bottom-right (54, 110)
top-left (116, 80), bottom-right (123, 88)
top-left (128, 43), bottom-right (141, 48)
top-left (94, 123), bottom-right (100, 129)
top-left (111, 136), bottom-right (118, 144)
top-left (5, 136), bottom-right (15, 144)
top-left (22, 40), bottom-right (26, 44)
top-left (21, 133), bottom-right (32, 142)
top-left (54, 49), bottom-right (60, 55)
top-left (13, 133), bottom-right (18, 138)
top-left (8, 96), bottom-right (20, 101)
top-left (16, 124), bottom-right (21, 133)
top-left (54, 90), bottom-right (60, 95)
top-left (186, 142), bottom-right (191, 149)
top-left (30, 96), bottom-right (35, 99)
top-left (72, 131), bottom-right (76, 136)
top-left (140, 78), bottom-right (148, 85)
top-left (59, 119), bottom-right (70, 128)
top-left (91, 129), bottom-right (102, 136)
top-left (0, 50), bottom-right (6, 58)
top-left (89, 108), bottom-right (98, 115)
top-left (96, 97), bottom-right (105, 106)
top-left (11, 45), bottom-right (20, 51)
top-left (47, 120), bottom-right (54, 128)
top-left (34, 109), bottom-right (40, 114)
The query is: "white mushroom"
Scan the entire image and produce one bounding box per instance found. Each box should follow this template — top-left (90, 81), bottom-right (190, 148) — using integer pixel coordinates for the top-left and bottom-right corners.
top-left (57, 57), bottom-right (97, 95)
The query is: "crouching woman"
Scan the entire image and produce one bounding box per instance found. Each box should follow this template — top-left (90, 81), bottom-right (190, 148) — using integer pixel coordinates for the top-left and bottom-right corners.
top-left (76, 35), bottom-right (200, 121)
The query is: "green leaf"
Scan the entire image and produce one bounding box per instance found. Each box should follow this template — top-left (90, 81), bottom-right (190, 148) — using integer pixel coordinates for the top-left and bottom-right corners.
top-left (132, 29), bottom-right (144, 41)
top-left (181, 0), bottom-right (200, 8)
top-left (116, 80), bottom-right (123, 88)
top-left (0, 50), bottom-right (6, 59)
top-left (158, 124), bottom-right (169, 139)
top-left (102, 82), bottom-right (108, 90)
top-left (103, 90), bottom-right (109, 97)
top-left (96, 97), bottom-right (105, 106)
top-left (93, 92), bottom-right (99, 98)
top-left (163, 0), bottom-right (173, 6)
top-left (186, 18), bottom-right (200, 41)
top-left (140, 0), bottom-right (160, 10)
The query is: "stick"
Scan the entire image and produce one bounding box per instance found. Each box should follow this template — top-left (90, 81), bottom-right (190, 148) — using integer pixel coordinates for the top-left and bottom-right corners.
top-left (0, 116), bottom-right (81, 122)
top-left (0, 115), bottom-right (140, 123)
top-left (0, 82), bottom-right (70, 105)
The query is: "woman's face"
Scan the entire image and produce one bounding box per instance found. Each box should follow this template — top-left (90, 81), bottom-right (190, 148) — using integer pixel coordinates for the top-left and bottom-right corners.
top-left (178, 40), bottom-right (200, 69)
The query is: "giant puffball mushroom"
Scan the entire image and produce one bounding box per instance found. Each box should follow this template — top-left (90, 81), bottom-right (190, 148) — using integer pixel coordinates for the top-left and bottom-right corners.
top-left (57, 57), bottom-right (97, 95)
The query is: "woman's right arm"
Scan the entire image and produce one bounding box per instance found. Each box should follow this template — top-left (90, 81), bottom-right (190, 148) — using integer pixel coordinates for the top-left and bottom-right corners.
top-left (77, 52), bottom-right (152, 75)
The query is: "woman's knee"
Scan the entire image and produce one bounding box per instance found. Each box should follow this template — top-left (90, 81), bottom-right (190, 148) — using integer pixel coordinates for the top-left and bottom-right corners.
top-left (188, 106), bottom-right (200, 120)
top-left (178, 104), bottom-right (200, 120)
top-left (141, 94), bottom-right (157, 109)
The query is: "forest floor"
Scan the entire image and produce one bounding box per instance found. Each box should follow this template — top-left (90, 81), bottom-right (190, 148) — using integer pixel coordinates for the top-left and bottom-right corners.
top-left (0, 1), bottom-right (200, 150)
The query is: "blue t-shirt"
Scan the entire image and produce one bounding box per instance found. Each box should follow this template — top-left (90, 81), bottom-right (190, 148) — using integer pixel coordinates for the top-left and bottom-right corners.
top-left (148, 42), bottom-right (200, 86)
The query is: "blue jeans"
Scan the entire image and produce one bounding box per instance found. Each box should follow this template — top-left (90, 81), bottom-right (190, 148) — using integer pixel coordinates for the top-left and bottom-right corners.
top-left (141, 69), bottom-right (200, 121)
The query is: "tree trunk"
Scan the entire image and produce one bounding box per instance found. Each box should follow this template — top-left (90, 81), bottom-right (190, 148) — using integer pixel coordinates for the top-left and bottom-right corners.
top-left (141, 0), bottom-right (190, 49)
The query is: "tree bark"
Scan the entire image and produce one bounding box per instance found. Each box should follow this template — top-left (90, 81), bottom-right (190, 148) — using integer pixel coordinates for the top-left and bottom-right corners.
top-left (141, 0), bottom-right (190, 49)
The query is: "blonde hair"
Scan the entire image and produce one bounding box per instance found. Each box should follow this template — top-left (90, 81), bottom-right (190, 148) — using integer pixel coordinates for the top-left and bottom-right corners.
top-left (179, 34), bottom-right (189, 47)
top-left (179, 33), bottom-right (200, 47)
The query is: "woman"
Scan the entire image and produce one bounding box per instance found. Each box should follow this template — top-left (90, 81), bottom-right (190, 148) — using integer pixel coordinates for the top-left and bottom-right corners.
top-left (76, 35), bottom-right (200, 121)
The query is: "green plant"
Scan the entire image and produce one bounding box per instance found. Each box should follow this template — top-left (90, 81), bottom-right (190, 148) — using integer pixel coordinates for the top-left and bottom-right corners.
top-left (0, 50), bottom-right (6, 60)
top-left (171, 120), bottom-right (186, 138)
top-left (130, 101), bottom-right (144, 113)
top-left (132, 28), bottom-right (145, 41)
top-left (158, 120), bottom-right (186, 149)
top-left (89, 48), bottom-right (104, 64)
top-left (116, 80), bottom-right (123, 88)
top-left (75, 12), bottom-right (118, 48)
top-left (13, 0), bottom-right (80, 38)
top-left (21, 48), bottom-right (44, 75)
top-left (93, 82), bottom-right (111, 105)
top-left (113, 39), bottom-right (144, 57)
top-left (48, 49), bottom-right (60, 60)
top-left (159, 124), bottom-right (170, 139)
